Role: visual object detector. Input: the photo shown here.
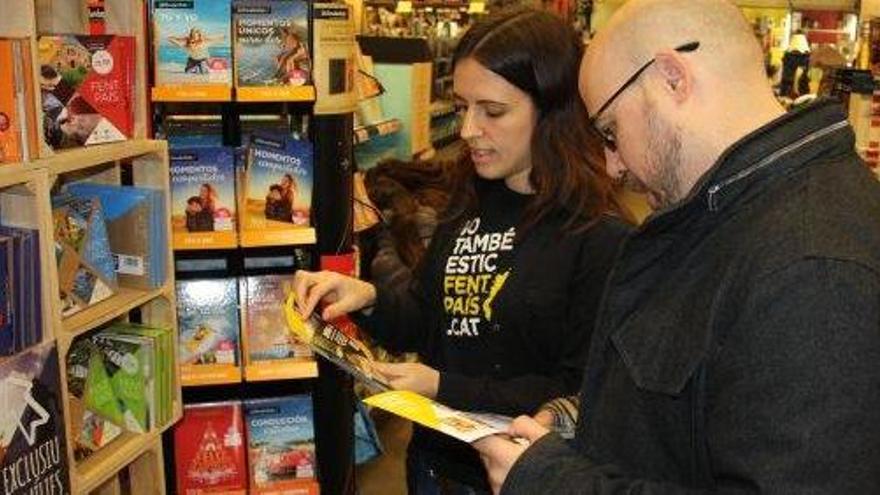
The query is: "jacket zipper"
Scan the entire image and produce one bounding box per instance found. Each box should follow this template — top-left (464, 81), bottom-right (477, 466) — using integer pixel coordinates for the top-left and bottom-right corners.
top-left (706, 119), bottom-right (849, 212)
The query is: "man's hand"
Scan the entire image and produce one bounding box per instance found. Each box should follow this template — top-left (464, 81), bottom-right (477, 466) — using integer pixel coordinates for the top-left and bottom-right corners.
top-left (373, 362), bottom-right (440, 399)
top-left (473, 416), bottom-right (551, 494)
top-left (292, 270), bottom-right (377, 320)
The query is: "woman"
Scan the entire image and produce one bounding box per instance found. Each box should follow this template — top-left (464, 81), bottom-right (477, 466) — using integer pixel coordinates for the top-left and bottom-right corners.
top-left (279, 173), bottom-right (298, 222)
top-left (199, 183), bottom-right (218, 215)
top-left (294, 7), bottom-right (631, 493)
top-left (168, 28), bottom-right (223, 74)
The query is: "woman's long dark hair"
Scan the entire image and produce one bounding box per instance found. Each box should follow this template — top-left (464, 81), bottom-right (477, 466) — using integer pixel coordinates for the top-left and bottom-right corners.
top-left (448, 7), bottom-right (626, 234)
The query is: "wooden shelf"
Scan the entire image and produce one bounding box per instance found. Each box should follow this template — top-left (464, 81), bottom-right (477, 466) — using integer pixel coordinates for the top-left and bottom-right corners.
top-left (59, 285), bottom-right (171, 339)
top-left (35, 139), bottom-right (167, 175)
top-left (76, 427), bottom-right (173, 494)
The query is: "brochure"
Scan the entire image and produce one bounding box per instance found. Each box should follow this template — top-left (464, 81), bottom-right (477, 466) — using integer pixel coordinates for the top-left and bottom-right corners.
top-left (283, 292), bottom-right (389, 391)
top-left (363, 390), bottom-right (513, 444)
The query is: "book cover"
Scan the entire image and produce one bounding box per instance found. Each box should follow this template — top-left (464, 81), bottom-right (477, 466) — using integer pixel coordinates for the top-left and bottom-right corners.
top-left (65, 183), bottom-right (168, 290)
top-left (177, 279), bottom-right (241, 386)
top-left (110, 323), bottom-right (174, 427)
top-left (174, 402), bottom-right (247, 495)
top-left (241, 275), bottom-right (313, 380)
top-left (152, 0), bottom-right (232, 99)
top-left (0, 341), bottom-right (71, 494)
top-left (283, 292), bottom-right (390, 391)
top-left (240, 133), bottom-right (314, 246)
top-left (233, 0), bottom-right (313, 101)
top-left (0, 40), bottom-right (23, 163)
top-left (363, 390), bottom-right (513, 444)
top-left (0, 227), bottom-right (43, 353)
top-left (0, 39), bottom-right (38, 163)
top-left (171, 147), bottom-right (238, 250)
top-left (37, 35), bottom-right (135, 149)
top-left (244, 395), bottom-right (317, 493)
top-left (0, 236), bottom-right (13, 356)
top-left (91, 332), bottom-right (155, 433)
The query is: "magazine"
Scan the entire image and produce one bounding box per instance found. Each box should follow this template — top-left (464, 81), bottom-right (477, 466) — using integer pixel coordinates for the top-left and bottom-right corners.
top-left (282, 292), bottom-right (389, 391)
top-left (363, 390), bottom-right (513, 444)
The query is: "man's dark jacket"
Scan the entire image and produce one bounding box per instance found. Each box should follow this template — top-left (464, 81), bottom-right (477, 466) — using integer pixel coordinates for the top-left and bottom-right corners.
top-left (504, 101), bottom-right (880, 494)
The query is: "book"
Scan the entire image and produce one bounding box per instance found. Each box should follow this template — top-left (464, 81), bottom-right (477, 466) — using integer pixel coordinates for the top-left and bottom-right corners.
top-left (0, 38), bottom-right (38, 163)
top-left (152, 0), bottom-right (232, 100)
top-left (0, 226), bottom-right (43, 354)
top-left (241, 275), bottom-right (313, 380)
top-left (0, 341), bottom-right (71, 494)
top-left (177, 279), bottom-right (242, 386)
top-left (364, 390), bottom-right (513, 444)
top-left (244, 395), bottom-right (317, 493)
top-left (0, 236), bottom-right (13, 355)
top-left (64, 183), bottom-right (168, 290)
top-left (174, 402), bottom-right (247, 495)
top-left (91, 332), bottom-right (155, 433)
top-left (110, 323), bottom-right (175, 427)
top-left (240, 133), bottom-right (314, 246)
top-left (283, 292), bottom-right (390, 391)
top-left (37, 35), bottom-right (135, 149)
top-left (232, 0), bottom-right (313, 101)
top-left (170, 147), bottom-right (238, 250)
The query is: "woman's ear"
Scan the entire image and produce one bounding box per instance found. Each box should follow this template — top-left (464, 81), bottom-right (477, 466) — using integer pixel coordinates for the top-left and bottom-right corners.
top-left (652, 50), bottom-right (692, 104)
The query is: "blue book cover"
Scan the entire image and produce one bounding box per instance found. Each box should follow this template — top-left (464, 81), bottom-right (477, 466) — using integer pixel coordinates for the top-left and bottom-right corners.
top-left (0, 227), bottom-right (42, 353)
top-left (0, 236), bottom-right (12, 355)
top-left (176, 279), bottom-right (240, 368)
top-left (153, 0), bottom-right (232, 86)
top-left (65, 184), bottom-right (167, 289)
top-left (170, 147), bottom-right (237, 250)
top-left (233, 0), bottom-right (311, 87)
top-left (52, 194), bottom-right (117, 285)
top-left (244, 395), bottom-right (316, 487)
top-left (242, 133), bottom-right (313, 233)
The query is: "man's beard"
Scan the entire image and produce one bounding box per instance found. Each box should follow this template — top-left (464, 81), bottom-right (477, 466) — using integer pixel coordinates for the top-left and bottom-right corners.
top-left (641, 105), bottom-right (683, 209)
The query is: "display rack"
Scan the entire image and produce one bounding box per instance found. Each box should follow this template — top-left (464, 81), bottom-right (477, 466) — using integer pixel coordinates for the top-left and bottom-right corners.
top-left (1, 1), bottom-right (181, 492)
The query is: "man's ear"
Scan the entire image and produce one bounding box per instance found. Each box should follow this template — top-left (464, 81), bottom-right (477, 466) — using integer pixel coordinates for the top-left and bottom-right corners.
top-left (652, 51), bottom-right (692, 103)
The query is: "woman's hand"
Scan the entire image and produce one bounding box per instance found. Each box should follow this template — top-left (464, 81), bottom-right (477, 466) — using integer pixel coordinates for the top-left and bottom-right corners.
top-left (292, 270), bottom-right (377, 320)
top-left (373, 362), bottom-right (440, 399)
top-left (532, 408), bottom-right (556, 429)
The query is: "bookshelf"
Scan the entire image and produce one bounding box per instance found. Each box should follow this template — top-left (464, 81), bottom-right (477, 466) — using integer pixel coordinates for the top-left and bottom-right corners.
top-left (1, 1), bottom-right (180, 493)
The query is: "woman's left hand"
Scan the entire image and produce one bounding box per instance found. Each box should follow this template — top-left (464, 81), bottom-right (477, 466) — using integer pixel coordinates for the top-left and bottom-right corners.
top-left (373, 362), bottom-right (440, 399)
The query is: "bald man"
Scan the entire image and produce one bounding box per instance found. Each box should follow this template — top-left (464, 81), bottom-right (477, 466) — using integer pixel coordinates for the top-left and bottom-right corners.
top-left (474, 0), bottom-right (880, 493)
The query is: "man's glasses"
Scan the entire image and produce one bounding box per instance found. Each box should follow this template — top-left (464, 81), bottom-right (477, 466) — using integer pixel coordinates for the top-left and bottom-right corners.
top-left (590, 41), bottom-right (700, 151)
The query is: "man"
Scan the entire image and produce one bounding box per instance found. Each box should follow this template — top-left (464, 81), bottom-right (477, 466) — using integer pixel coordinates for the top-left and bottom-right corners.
top-left (474, 0), bottom-right (880, 493)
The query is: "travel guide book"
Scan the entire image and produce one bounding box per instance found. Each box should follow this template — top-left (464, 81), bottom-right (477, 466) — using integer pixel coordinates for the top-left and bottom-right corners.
top-left (177, 279), bottom-right (242, 386)
top-left (283, 292), bottom-right (389, 391)
top-left (152, 0), bottom-right (232, 101)
top-left (240, 133), bottom-right (314, 246)
top-left (174, 401), bottom-right (247, 495)
top-left (0, 342), bottom-right (70, 494)
top-left (244, 395), bottom-right (317, 494)
top-left (37, 35), bottom-right (135, 149)
top-left (364, 390), bottom-right (514, 444)
top-left (232, 0), bottom-right (313, 101)
top-left (241, 275), bottom-right (314, 381)
top-left (170, 147), bottom-right (238, 250)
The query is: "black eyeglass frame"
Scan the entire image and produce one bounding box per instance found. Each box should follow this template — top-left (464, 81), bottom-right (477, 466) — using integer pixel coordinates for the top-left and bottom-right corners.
top-left (589, 41), bottom-right (700, 151)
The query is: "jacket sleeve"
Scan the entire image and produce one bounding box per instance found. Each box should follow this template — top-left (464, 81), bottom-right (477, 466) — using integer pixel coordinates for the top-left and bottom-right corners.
top-left (437, 220), bottom-right (629, 415)
top-left (502, 258), bottom-right (880, 494)
top-left (353, 222), bottom-right (454, 354)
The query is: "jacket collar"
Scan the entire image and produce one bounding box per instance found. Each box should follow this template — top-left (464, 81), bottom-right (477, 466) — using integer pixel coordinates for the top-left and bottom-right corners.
top-left (639, 100), bottom-right (854, 233)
